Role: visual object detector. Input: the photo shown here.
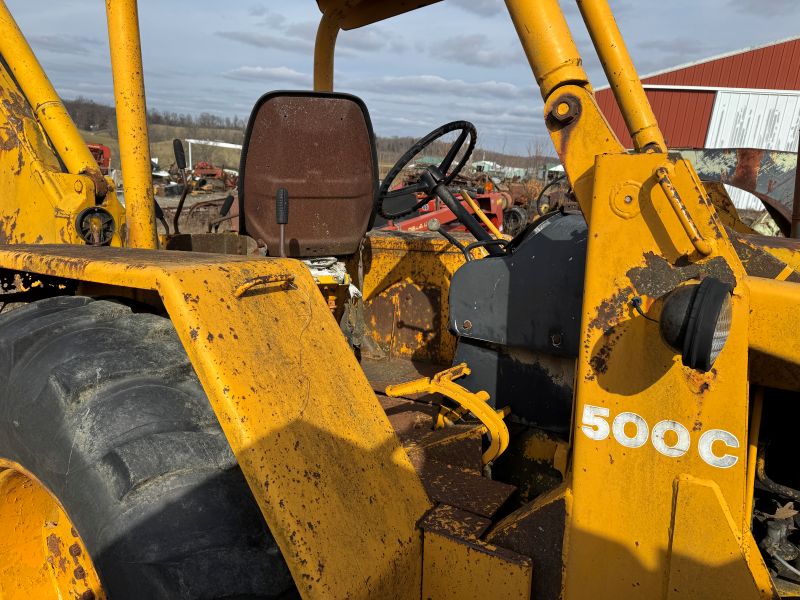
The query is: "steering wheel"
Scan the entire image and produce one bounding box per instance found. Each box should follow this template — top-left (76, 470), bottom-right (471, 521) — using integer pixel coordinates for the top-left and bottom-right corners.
top-left (377, 121), bottom-right (477, 220)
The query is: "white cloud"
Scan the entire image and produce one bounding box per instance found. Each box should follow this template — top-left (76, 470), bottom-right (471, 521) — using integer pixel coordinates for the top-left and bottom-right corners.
top-left (430, 34), bottom-right (517, 67)
top-left (215, 31), bottom-right (313, 54)
top-left (28, 34), bottom-right (101, 56)
top-left (222, 66), bottom-right (312, 87)
top-left (354, 74), bottom-right (536, 101)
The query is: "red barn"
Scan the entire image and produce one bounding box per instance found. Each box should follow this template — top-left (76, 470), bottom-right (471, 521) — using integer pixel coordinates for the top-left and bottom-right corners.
top-left (595, 36), bottom-right (800, 151)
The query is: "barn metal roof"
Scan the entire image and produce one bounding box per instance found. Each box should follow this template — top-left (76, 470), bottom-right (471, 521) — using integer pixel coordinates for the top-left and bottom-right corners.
top-left (595, 37), bottom-right (800, 150)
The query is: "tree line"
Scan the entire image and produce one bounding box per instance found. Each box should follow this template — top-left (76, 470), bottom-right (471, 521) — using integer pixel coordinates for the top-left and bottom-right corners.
top-left (63, 97), bottom-right (552, 171)
top-left (63, 97), bottom-right (247, 134)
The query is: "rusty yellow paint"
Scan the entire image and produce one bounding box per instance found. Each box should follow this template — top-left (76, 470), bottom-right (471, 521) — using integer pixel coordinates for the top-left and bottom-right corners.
top-left (356, 231), bottom-right (468, 364)
top-left (667, 475), bottom-right (775, 598)
top-left (543, 85), bottom-right (624, 219)
top-left (0, 244), bottom-right (431, 599)
top-left (422, 530), bottom-right (532, 600)
top-left (0, 0), bottom-right (108, 199)
top-left (747, 275), bottom-right (800, 366)
top-left (106, 0), bottom-right (157, 249)
top-left (703, 181), bottom-right (757, 235)
top-left (751, 237), bottom-right (800, 275)
top-left (0, 48), bottom-right (125, 246)
top-left (563, 152), bottom-right (760, 599)
top-left (0, 460), bottom-right (105, 600)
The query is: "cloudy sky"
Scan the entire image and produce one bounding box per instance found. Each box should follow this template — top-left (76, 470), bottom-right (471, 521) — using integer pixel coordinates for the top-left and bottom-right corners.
top-left (6, 0), bottom-right (799, 153)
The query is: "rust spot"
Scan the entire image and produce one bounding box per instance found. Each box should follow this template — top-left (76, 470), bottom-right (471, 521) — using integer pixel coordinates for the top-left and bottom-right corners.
top-left (74, 565), bottom-right (87, 580)
top-left (46, 533), bottom-right (61, 558)
top-left (80, 591), bottom-right (96, 600)
top-left (589, 288), bottom-right (633, 333)
top-left (686, 367), bottom-right (716, 395)
top-left (626, 252), bottom-right (735, 299)
top-left (587, 324), bottom-right (623, 380)
top-left (206, 332), bottom-right (214, 343)
top-left (69, 542), bottom-right (82, 558)
top-left (189, 328), bottom-right (199, 340)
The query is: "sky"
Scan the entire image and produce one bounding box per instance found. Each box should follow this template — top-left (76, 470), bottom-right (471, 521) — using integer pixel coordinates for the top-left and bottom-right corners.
top-left (6, 0), bottom-right (800, 154)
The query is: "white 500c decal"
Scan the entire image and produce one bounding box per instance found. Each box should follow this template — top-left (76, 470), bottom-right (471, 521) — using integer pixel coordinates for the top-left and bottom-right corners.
top-left (580, 404), bottom-right (740, 469)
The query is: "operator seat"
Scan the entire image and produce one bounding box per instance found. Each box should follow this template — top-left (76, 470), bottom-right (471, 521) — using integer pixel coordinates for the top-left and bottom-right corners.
top-left (238, 91), bottom-right (378, 257)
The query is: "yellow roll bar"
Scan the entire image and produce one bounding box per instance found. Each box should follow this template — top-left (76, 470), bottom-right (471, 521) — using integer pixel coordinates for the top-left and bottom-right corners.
top-left (105, 0), bottom-right (157, 249)
top-left (314, 11), bottom-right (339, 92)
top-left (0, 0), bottom-right (108, 198)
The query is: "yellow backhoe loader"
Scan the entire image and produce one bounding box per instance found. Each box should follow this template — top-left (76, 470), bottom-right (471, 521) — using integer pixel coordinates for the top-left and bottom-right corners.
top-left (0, 0), bottom-right (797, 598)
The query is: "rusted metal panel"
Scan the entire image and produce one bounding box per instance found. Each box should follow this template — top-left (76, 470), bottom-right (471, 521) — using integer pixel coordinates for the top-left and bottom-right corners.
top-left (487, 486), bottom-right (569, 600)
top-left (415, 459), bottom-right (516, 519)
top-left (404, 425), bottom-right (484, 474)
top-left (422, 530), bottom-right (532, 600)
top-left (360, 358), bottom-right (444, 395)
top-left (316, 0), bottom-right (442, 30)
top-left (0, 244), bottom-right (432, 599)
top-left (357, 230), bottom-right (468, 365)
top-left (680, 147), bottom-right (798, 220)
top-left (419, 503), bottom-right (491, 541)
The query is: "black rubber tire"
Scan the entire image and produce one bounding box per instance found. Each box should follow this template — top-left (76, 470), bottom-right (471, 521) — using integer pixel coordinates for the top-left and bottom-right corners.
top-left (0, 296), bottom-right (296, 599)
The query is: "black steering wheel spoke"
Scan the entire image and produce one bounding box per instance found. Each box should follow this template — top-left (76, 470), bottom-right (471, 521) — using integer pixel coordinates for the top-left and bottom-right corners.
top-left (383, 181), bottom-right (428, 200)
top-left (439, 129), bottom-right (469, 175)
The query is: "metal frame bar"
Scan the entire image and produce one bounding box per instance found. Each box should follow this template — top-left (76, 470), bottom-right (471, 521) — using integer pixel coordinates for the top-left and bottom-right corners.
top-left (314, 11), bottom-right (339, 92)
top-left (575, 0), bottom-right (666, 152)
top-left (105, 0), bottom-right (156, 249)
top-left (505, 0), bottom-right (666, 154)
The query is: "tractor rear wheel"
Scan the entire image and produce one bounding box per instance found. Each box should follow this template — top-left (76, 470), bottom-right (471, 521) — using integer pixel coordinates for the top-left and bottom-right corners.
top-left (0, 296), bottom-right (296, 599)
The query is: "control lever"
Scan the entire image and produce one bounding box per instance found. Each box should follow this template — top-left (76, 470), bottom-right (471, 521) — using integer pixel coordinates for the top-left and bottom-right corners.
top-left (154, 199), bottom-right (170, 235)
top-left (427, 219), bottom-right (472, 262)
top-left (172, 138), bottom-right (190, 234)
top-left (219, 194), bottom-right (234, 217)
top-left (420, 166), bottom-right (504, 256)
top-left (276, 188), bottom-right (289, 258)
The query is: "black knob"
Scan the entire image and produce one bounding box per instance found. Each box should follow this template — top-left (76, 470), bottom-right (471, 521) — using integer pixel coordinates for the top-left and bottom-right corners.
top-left (220, 194), bottom-right (234, 217)
top-left (173, 139), bottom-right (186, 170)
top-left (276, 188), bottom-right (289, 225)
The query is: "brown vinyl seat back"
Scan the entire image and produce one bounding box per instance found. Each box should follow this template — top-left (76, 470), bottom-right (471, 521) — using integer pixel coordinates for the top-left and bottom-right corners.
top-left (238, 91), bottom-right (378, 257)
